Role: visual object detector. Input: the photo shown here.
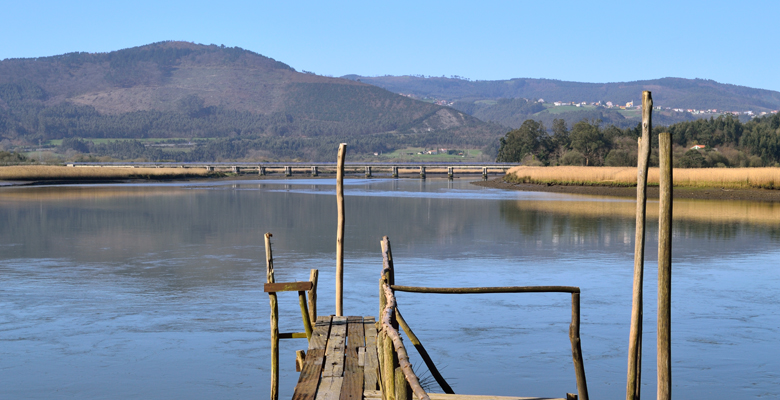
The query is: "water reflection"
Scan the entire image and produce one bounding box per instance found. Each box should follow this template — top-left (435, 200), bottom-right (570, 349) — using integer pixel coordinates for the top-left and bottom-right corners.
top-left (1, 179), bottom-right (779, 399)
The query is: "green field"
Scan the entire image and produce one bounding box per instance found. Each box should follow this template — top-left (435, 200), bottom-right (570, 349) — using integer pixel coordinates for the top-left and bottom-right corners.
top-left (541, 105), bottom-right (599, 115)
top-left (378, 147), bottom-right (484, 161)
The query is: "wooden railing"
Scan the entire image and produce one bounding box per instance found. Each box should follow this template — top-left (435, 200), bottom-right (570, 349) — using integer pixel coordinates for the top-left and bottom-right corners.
top-left (378, 236), bottom-right (589, 400)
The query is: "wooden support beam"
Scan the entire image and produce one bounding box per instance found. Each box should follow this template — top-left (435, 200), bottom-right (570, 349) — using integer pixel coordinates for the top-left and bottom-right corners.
top-left (658, 131), bottom-right (673, 400)
top-left (308, 269), bottom-right (318, 326)
top-left (264, 281), bottom-right (313, 293)
top-left (265, 232), bottom-right (279, 400)
top-left (336, 143), bottom-right (347, 316)
top-left (569, 293), bottom-right (589, 400)
top-left (627, 90), bottom-right (652, 400)
top-left (391, 285), bottom-right (579, 294)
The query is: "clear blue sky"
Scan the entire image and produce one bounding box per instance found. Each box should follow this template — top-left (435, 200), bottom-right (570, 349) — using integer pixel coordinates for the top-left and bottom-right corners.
top-left (3, 0), bottom-right (778, 91)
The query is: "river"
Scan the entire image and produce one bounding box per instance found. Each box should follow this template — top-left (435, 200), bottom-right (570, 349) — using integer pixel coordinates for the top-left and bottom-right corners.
top-left (1, 178), bottom-right (778, 399)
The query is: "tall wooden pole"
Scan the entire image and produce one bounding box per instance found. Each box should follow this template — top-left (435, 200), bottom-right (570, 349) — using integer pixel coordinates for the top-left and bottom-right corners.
top-left (336, 143), bottom-right (347, 316)
top-left (264, 232), bottom-right (279, 400)
top-left (626, 91), bottom-right (652, 400)
top-left (658, 132), bottom-right (673, 400)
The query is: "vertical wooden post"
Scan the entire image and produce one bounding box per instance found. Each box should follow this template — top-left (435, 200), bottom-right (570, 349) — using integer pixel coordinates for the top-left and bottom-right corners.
top-left (395, 367), bottom-right (411, 400)
top-left (336, 143), bottom-right (347, 316)
top-left (295, 350), bottom-right (306, 372)
top-left (447, 166), bottom-right (454, 179)
top-left (419, 166), bottom-right (426, 179)
top-left (392, 166), bottom-right (399, 178)
top-left (627, 91), bottom-right (652, 400)
top-left (264, 232), bottom-right (279, 400)
top-left (658, 132), bottom-right (673, 400)
top-left (569, 293), bottom-right (589, 400)
top-left (308, 269), bottom-right (318, 325)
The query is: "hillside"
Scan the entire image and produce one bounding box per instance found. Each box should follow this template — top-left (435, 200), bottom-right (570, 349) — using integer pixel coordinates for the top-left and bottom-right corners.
top-left (0, 42), bottom-right (502, 160)
top-left (343, 75), bottom-right (780, 129)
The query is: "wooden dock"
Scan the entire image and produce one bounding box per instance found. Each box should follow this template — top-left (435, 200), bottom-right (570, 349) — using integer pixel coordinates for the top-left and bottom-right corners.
top-left (292, 315), bottom-right (570, 400)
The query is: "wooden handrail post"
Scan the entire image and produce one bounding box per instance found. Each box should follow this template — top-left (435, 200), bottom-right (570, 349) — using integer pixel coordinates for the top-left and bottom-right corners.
top-left (308, 269), bottom-right (318, 325)
top-left (298, 290), bottom-right (313, 340)
top-left (658, 132), bottom-right (673, 400)
top-left (627, 91), bottom-right (652, 400)
top-left (569, 293), bottom-right (589, 400)
top-left (265, 232), bottom-right (279, 400)
top-left (336, 143), bottom-right (347, 316)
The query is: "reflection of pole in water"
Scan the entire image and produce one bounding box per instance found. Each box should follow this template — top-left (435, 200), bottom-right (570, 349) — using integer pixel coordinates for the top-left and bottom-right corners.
top-left (447, 179), bottom-right (454, 190)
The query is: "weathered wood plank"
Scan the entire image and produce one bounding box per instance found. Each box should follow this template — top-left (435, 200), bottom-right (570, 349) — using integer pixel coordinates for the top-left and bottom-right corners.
top-left (358, 347), bottom-right (366, 367)
top-left (364, 317), bottom-right (380, 391)
top-left (339, 346), bottom-right (364, 400)
top-left (264, 281), bottom-right (313, 293)
top-left (315, 377), bottom-right (344, 400)
top-left (347, 316), bottom-right (365, 348)
top-left (364, 389), bottom-right (383, 399)
top-left (292, 348), bottom-right (326, 400)
top-left (322, 316), bottom-right (348, 378)
top-left (310, 316), bottom-right (333, 350)
top-left (280, 332), bottom-right (308, 339)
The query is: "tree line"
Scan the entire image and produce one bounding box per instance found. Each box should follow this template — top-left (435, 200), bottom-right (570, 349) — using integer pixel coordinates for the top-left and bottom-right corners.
top-left (497, 113), bottom-right (780, 168)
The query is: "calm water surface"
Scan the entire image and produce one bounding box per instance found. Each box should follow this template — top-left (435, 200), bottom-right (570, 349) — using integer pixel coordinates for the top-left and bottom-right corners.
top-left (1, 178), bottom-right (778, 399)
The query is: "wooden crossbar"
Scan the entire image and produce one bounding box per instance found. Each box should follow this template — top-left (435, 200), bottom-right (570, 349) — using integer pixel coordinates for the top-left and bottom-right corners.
top-left (264, 281), bottom-right (313, 293)
top-left (279, 332), bottom-right (308, 339)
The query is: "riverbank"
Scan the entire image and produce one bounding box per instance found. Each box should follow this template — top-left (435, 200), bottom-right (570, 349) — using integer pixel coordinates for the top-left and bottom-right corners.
top-left (473, 177), bottom-right (780, 202)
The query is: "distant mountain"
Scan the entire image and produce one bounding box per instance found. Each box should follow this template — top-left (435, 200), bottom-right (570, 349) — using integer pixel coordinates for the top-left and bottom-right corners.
top-left (0, 42), bottom-right (501, 160)
top-left (343, 75), bottom-right (780, 129)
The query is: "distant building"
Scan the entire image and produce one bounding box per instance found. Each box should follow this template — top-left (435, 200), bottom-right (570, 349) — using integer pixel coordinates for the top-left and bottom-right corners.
top-left (626, 101), bottom-right (634, 107)
top-left (606, 101), bottom-right (613, 108)
top-left (538, 99), bottom-right (544, 103)
top-left (690, 145), bottom-right (706, 150)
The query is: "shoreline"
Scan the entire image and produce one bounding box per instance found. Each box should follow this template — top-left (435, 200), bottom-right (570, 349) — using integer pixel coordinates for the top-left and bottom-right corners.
top-left (472, 178), bottom-right (780, 202)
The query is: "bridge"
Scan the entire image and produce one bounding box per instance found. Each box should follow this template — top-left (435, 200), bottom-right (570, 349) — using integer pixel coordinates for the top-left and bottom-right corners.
top-left (66, 162), bottom-right (516, 179)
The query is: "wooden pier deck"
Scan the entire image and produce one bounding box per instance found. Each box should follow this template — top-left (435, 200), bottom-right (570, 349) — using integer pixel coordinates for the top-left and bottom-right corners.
top-left (292, 315), bottom-right (569, 400)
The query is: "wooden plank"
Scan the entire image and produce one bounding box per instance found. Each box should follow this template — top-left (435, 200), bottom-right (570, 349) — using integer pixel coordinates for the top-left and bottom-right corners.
top-left (347, 316), bottom-right (365, 348)
top-left (339, 346), bottom-right (364, 400)
top-left (310, 316), bottom-right (333, 350)
top-left (264, 281), bottom-right (313, 293)
top-left (363, 390), bottom-right (383, 399)
top-left (322, 316), bottom-right (348, 378)
top-left (428, 395), bottom-right (565, 400)
top-left (315, 377), bottom-right (344, 400)
top-left (358, 347), bottom-right (366, 367)
top-left (292, 348), bottom-right (326, 400)
top-left (363, 317), bottom-right (379, 391)
top-left (280, 332), bottom-right (308, 339)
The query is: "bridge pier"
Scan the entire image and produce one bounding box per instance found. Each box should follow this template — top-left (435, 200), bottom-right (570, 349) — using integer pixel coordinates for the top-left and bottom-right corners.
top-left (447, 167), bottom-right (454, 179)
top-left (419, 166), bottom-right (426, 179)
top-left (285, 166), bottom-right (292, 176)
top-left (482, 167), bottom-right (488, 180)
top-left (392, 166), bottom-right (398, 178)
top-left (232, 166), bottom-right (241, 174)
top-left (311, 166), bottom-right (318, 177)
top-left (258, 166), bottom-right (265, 176)
top-left (205, 166), bottom-right (214, 172)
top-left (365, 166), bottom-right (372, 178)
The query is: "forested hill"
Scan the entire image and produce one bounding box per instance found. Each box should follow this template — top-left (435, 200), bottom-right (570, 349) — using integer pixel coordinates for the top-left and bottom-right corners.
top-left (343, 75), bottom-right (780, 112)
top-left (0, 41), bottom-right (501, 159)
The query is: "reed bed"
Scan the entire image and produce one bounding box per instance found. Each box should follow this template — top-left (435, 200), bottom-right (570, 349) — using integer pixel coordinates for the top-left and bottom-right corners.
top-left (0, 165), bottom-right (212, 180)
top-left (507, 166), bottom-right (780, 190)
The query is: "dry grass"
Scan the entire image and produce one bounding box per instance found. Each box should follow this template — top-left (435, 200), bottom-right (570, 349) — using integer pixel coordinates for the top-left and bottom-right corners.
top-left (0, 165), bottom-right (213, 181)
top-left (506, 166), bottom-right (780, 190)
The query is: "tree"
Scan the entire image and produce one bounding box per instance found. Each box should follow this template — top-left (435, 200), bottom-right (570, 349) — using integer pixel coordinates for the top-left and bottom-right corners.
top-left (496, 120), bottom-right (550, 163)
top-left (570, 119), bottom-right (610, 166)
